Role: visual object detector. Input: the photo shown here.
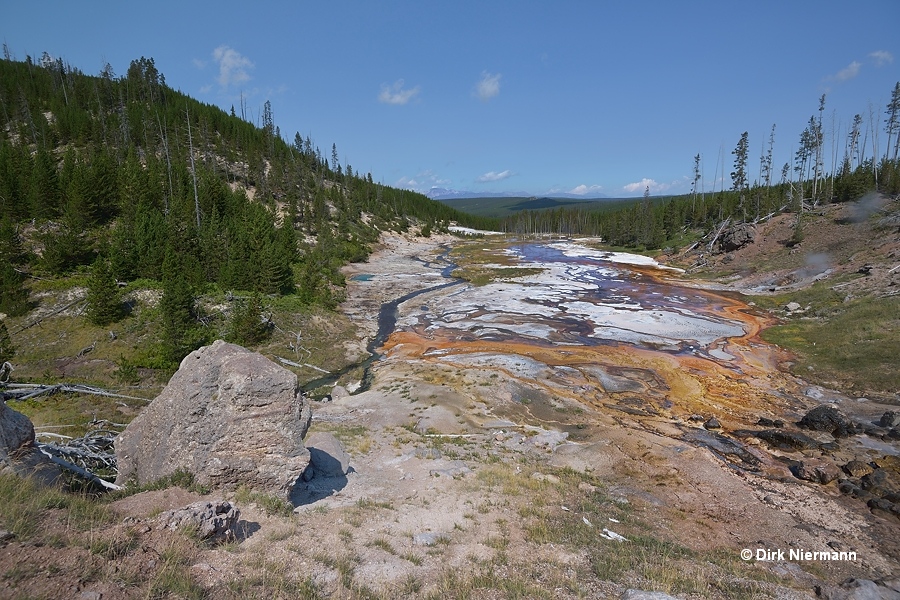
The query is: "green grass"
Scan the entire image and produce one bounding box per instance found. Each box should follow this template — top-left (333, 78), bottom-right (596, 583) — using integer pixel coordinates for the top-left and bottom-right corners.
top-left (146, 537), bottom-right (207, 599)
top-left (9, 392), bottom-right (147, 440)
top-left (235, 485), bottom-right (294, 517)
top-left (310, 423), bottom-right (373, 455)
top-left (107, 468), bottom-right (211, 498)
top-left (0, 473), bottom-right (113, 539)
top-left (761, 294), bottom-right (899, 395)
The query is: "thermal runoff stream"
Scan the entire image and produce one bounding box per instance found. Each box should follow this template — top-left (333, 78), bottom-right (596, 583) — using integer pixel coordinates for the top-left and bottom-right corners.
top-left (366, 238), bottom-right (823, 471)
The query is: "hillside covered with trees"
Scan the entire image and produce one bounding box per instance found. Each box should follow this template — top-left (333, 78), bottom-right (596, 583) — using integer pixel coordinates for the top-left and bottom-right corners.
top-left (498, 86), bottom-right (900, 249)
top-left (0, 53), bottom-right (497, 366)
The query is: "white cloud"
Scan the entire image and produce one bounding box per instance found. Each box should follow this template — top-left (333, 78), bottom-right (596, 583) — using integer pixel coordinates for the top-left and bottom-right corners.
top-left (192, 58), bottom-right (206, 69)
top-left (622, 178), bottom-right (672, 195)
top-left (396, 170), bottom-right (451, 191)
top-left (212, 45), bottom-right (254, 87)
top-left (378, 79), bottom-right (421, 105)
top-left (870, 50), bottom-right (894, 66)
top-left (476, 169), bottom-right (513, 183)
top-left (475, 71), bottom-right (501, 101)
top-left (829, 61), bottom-right (861, 82)
top-left (569, 184), bottom-right (604, 195)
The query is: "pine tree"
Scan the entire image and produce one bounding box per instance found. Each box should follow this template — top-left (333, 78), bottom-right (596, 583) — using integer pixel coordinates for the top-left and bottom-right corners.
top-left (0, 263), bottom-right (30, 317)
top-left (0, 319), bottom-right (14, 364)
top-left (227, 293), bottom-right (270, 346)
top-left (884, 83), bottom-right (900, 163)
top-left (86, 257), bottom-right (122, 326)
top-left (731, 131), bottom-right (749, 218)
top-left (159, 249), bottom-right (199, 365)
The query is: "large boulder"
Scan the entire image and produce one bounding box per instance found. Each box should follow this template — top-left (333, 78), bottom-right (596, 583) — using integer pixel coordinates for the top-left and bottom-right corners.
top-left (302, 432), bottom-right (351, 480)
top-left (719, 223), bottom-right (756, 252)
top-left (115, 341), bottom-right (312, 499)
top-left (0, 398), bottom-right (35, 463)
top-left (1, 398), bottom-right (61, 485)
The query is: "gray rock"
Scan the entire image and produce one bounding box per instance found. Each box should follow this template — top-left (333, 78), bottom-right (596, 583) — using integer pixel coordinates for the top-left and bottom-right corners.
top-left (413, 532), bottom-right (447, 546)
top-left (526, 429), bottom-right (569, 450)
top-left (821, 577), bottom-right (900, 600)
top-left (844, 460), bottom-right (874, 478)
top-left (330, 385), bottom-right (349, 401)
top-left (414, 447), bottom-right (442, 460)
top-left (879, 411), bottom-right (900, 428)
top-left (429, 461), bottom-right (471, 478)
top-left (622, 590), bottom-right (681, 600)
top-left (0, 399), bottom-right (61, 485)
top-left (704, 417), bottom-right (722, 430)
top-left (785, 301), bottom-right (802, 312)
top-left (0, 399), bottom-right (34, 462)
top-left (719, 223), bottom-right (757, 252)
top-left (303, 432), bottom-right (350, 480)
top-left (798, 405), bottom-right (857, 438)
top-left (115, 341), bottom-right (312, 499)
top-left (157, 500), bottom-right (239, 541)
top-left (792, 459), bottom-right (841, 484)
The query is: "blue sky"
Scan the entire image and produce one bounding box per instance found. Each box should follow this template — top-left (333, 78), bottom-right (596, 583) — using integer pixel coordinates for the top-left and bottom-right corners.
top-left (3, 1), bottom-right (899, 197)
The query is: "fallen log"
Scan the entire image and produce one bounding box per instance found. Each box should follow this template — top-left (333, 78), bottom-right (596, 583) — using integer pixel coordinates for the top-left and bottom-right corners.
top-left (1, 382), bottom-right (147, 403)
top-left (275, 356), bottom-right (330, 373)
top-left (707, 218), bottom-right (731, 253)
top-left (11, 297), bottom-right (86, 334)
top-left (37, 444), bottom-right (122, 491)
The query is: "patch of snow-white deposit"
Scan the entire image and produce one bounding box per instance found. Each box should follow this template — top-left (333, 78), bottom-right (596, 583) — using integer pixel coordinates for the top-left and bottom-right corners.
top-left (546, 241), bottom-right (686, 273)
top-left (398, 240), bottom-right (744, 350)
top-left (448, 226), bottom-right (505, 236)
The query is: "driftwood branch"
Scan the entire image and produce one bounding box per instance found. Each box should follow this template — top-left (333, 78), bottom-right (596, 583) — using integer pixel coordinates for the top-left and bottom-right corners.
top-left (1, 383), bottom-right (147, 403)
top-left (707, 218), bottom-right (731, 253)
top-left (12, 297), bottom-right (86, 334)
top-left (275, 356), bottom-right (329, 373)
top-left (35, 418), bottom-right (125, 491)
top-left (37, 445), bottom-right (122, 491)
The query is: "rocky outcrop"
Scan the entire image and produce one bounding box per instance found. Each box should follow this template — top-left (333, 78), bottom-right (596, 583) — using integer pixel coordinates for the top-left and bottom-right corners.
top-left (792, 459), bottom-right (841, 484)
top-left (115, 341), bottom-right (312, 499)
top-left (156, 500), bottom-right (239, 541)
top-left (0, 398), bottom-right (35, 464)
top-left (747, 428), bottom-right (822, 451)
top-left (302, 432), bottom-right (351, 480)
top-left (1, 398), bottom-right (61, 485)
top-left (879, 411), bottom-right (900, 428)
top-left (820, 577), bottom-right (900, 599)
top-left (798, 405), bottom-right (858, 438)
top-left (719, 223), bottom-right (756, 252)
top-left (843, 460), bottom-right (874, 478)
top-left (838, 456), bottom-right (900, 519)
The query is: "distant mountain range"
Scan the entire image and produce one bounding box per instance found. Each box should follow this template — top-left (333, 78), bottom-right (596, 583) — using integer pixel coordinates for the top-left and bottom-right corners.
top-left (425, 187), bottom-right (609, 200)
